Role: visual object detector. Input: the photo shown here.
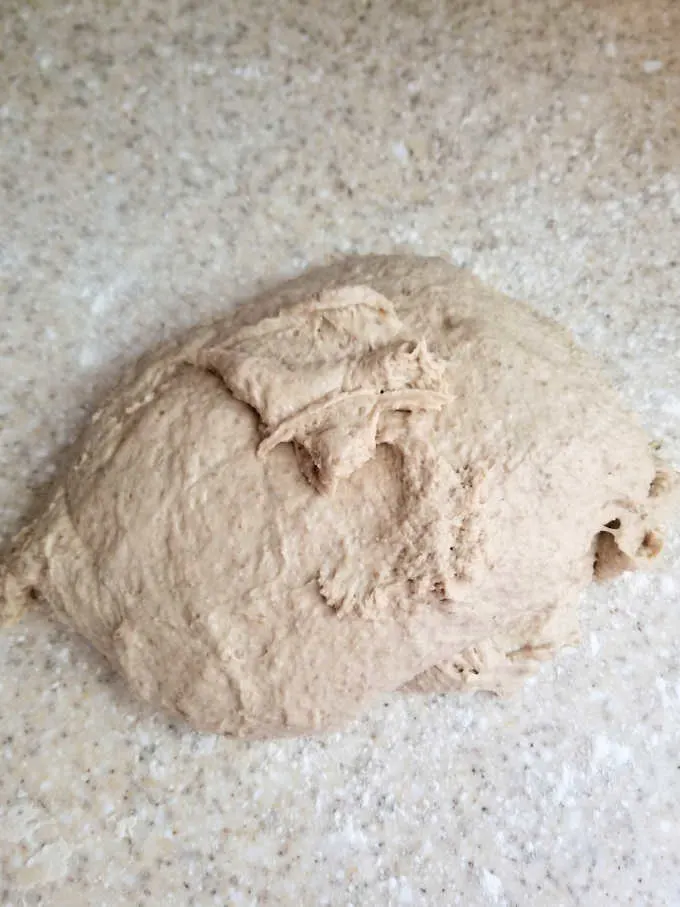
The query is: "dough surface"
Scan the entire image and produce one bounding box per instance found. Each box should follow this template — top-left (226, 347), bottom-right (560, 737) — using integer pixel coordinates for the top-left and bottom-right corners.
top-left (1, 255), bottom-right (676, 738)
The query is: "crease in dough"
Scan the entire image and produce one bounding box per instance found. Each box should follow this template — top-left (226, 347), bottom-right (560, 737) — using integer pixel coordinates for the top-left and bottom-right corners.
top-left (1, 255), bottom-right (677, 738)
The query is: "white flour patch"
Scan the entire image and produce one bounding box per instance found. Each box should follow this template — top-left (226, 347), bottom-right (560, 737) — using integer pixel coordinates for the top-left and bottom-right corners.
top-left (481, 868), bottom-right (504, 903)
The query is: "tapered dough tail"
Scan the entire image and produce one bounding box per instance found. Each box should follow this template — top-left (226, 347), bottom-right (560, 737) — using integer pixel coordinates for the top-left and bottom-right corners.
top-left (0, 524), bottom-right (44, 626)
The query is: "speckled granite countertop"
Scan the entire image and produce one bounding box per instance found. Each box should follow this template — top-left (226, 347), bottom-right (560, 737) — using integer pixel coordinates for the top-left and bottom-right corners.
top-left (1, 1), bottom-right (679, 904)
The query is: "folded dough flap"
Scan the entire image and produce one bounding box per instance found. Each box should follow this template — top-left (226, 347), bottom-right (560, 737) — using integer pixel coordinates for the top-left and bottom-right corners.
top-left (197, 286), bottom-right (450, 492)
top-left (594, 460), bottom-right (680, 580)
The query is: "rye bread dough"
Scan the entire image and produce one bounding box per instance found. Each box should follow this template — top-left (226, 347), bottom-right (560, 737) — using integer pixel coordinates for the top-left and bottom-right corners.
top-left (1, 255), bottom-right (676, 738)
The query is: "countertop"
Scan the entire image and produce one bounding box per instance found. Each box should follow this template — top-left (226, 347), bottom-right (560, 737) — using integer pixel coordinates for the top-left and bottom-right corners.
top-left (1, 1), bottom-right (679, 905)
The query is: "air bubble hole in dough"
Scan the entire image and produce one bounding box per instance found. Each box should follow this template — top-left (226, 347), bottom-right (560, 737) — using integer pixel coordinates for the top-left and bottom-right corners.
top-left (1, 256), bottom-right (677, 738)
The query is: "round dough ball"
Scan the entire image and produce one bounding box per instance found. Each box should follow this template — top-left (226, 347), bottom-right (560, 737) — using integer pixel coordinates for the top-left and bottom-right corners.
top-left (1, 255), bottom-right (676, 737)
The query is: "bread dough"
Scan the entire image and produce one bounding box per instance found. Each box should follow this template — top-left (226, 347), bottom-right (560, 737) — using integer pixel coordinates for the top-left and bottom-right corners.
top-left (1, 255), bottom-right (677, 738)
